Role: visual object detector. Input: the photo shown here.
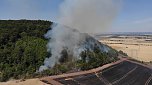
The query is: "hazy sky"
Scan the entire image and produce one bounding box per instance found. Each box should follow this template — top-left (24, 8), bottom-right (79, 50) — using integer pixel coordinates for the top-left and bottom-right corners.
top-left (0, 0), bottom-right (152, 32)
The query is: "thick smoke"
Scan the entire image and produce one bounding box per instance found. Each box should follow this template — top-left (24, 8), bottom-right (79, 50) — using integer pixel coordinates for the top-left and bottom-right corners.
top-left (39, 24), bottom-right (87, 72)
top-left (58, 0), bottom-right (120, 33)
top-left (39, 0), bottom-right (120, 72)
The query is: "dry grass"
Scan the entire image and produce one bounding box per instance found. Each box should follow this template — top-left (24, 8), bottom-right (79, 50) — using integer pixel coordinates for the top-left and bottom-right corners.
top-left (0, 78), bottom-right (49, 85)
top-left (100, 38), bottom-right (152, 62)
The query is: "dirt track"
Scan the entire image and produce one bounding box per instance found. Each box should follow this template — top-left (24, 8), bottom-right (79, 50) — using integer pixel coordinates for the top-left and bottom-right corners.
top-left (1, 58), bottom-right (151, 85)
top-left (40, 58), bottom-right (127, 85)
top-left (41, 58), bottom-right (152, 85)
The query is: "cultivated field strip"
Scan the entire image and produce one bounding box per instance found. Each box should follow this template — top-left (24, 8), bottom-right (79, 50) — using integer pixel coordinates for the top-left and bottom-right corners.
top-left (100, 61), bottom-right (137, 83)
top-left (57, 73), bottom-right (105, 85)
top-left (114, 65), bottom-right (151, 85)
top-left (145, 74), bottom-right (152, 85)
top-left (55, 61), bottom-right (152, 85)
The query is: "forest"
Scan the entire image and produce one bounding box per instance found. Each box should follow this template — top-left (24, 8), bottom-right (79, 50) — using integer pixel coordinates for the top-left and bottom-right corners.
top-left (0, 20), bottom-right (119, 82)
top-left (0, 20), bottom-right (52, 81)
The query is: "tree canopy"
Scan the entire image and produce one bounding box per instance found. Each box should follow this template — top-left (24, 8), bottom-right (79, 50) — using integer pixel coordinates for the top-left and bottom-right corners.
top-left (0, 20), bottom-right (52, 81)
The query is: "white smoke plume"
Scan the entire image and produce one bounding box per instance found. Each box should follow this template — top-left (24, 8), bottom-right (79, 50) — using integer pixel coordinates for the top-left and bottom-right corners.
top-left (39, 0), bottom-right (120, 72)
top-left (58, 0), bottom-right (120, 33)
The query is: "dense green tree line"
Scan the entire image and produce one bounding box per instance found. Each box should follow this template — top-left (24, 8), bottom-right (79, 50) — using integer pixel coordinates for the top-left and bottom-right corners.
top-left (0, 20), bottom-right (52, 81)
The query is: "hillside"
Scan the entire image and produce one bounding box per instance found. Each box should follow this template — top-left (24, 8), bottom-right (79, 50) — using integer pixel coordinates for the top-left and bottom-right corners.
top-left (0, 20), bottom-right (119, 82)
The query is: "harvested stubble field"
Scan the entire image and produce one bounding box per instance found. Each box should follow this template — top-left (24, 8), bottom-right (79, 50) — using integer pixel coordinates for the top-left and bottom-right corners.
top-left (100, 37), bottom-right (152, 62)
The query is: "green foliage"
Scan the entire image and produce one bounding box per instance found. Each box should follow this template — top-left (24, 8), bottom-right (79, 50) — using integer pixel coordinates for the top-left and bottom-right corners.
top-left (0, 20), bottom-right (119, 81)
top-left (38, 63), bottom-right (73, 77)
top-left (118, 50), bottom-right (128, 56)
top-left (0, 20), bottom-right (52, 82)
top-left (76, 47), bottom-right (118, 70)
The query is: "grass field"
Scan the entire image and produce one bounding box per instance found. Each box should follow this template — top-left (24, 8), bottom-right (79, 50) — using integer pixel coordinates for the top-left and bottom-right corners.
top-left (100, 37), bottom-right (152, 62)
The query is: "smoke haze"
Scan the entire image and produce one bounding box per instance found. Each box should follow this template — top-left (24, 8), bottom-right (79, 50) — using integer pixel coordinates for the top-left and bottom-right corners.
top-left (39, 0), bottom-right (120, 72)
top-left (58, 0), bottom-right (120, 33)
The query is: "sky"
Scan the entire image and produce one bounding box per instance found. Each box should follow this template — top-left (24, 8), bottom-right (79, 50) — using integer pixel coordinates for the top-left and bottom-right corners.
top-left (0, 0), bottom-right (152, 32)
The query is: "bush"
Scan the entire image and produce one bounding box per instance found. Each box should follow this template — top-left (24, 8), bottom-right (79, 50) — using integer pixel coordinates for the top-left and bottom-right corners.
top-left (118, 50), bottom-right (128, 56)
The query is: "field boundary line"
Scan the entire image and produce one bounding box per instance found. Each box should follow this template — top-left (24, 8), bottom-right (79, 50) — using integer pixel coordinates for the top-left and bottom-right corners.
top-left (112, 65), bottom-right (138, 85)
